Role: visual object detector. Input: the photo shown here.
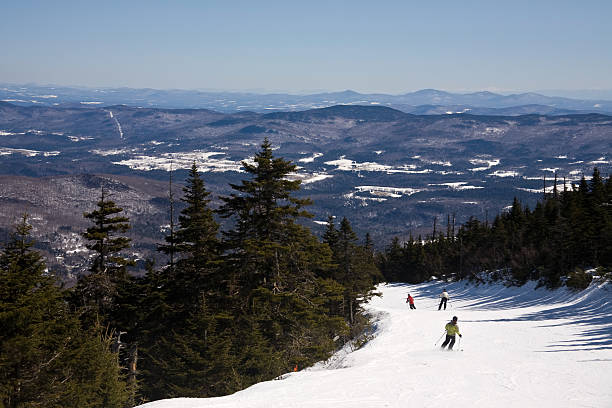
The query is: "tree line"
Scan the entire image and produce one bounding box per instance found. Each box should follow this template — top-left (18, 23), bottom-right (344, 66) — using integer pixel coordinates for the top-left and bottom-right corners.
top-left (0, 140), bottom-right (382, 407)
top-left (378, 168), bottom-right (612, 289)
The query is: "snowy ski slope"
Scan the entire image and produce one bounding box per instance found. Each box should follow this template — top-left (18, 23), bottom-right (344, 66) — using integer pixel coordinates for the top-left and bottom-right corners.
top-left (138, 280), bottom-right (612, 408)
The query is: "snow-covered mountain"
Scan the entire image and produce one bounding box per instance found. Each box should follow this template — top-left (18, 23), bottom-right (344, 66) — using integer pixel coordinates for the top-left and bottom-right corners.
top-left (137, 279), bottom-right (612, 408)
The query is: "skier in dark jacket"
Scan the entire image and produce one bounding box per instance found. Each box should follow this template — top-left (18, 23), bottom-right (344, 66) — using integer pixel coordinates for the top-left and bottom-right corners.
top-left (406, 294), bottom-right (416, 309)
top-left (440, 316), bottom-right (462, 350)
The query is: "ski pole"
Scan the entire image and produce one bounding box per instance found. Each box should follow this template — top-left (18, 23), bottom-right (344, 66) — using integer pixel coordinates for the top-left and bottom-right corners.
top-left (434, 331), bottom-right (445, 346)
top-left (456, 336), bottom-right (461, 351)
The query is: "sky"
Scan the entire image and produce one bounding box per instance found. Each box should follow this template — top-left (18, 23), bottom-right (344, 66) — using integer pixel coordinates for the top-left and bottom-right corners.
top-left (2, 0), bottom-right (612, 94)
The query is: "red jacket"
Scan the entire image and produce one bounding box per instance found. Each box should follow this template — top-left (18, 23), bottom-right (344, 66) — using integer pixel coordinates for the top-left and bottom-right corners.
top-left (407, 295), bottom-right (414, 304)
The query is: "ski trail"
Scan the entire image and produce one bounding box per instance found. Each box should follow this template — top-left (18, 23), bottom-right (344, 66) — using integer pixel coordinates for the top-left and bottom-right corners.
top-left (138, 281), bottom-right (612, 408)
top-left (107, 110), bottom-right (124, 139)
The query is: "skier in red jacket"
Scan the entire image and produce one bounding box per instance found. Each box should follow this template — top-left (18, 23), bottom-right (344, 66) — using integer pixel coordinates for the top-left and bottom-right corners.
top-left (406, 294), bottom-right (416, 309)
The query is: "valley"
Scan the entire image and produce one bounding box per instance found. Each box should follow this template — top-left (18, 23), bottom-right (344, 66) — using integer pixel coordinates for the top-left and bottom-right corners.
top-left (0, 102), bottom-right (610, 280)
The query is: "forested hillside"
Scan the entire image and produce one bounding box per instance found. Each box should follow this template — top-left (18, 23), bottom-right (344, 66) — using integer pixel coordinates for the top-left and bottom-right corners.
top-left (1, 141), bottom-right (382, 407)
top-left (378, 168), bottom-right (612, 288)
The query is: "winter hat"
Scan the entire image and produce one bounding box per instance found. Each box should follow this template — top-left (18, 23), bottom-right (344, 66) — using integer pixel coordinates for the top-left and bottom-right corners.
top-left (452, 316), bottom-right (458, 322)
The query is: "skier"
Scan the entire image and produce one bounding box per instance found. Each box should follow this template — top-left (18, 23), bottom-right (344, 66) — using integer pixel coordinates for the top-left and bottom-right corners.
top-left (406, 294), bottom-right (416, 309)
top-left (440, 316), bottom-right (462, 350)
top-left (438, 288), bottom-right (449, 310)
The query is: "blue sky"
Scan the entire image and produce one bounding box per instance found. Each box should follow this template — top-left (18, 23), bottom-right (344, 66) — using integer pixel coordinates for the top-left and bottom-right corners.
top-left (1, 0), bottom-right (611, 93)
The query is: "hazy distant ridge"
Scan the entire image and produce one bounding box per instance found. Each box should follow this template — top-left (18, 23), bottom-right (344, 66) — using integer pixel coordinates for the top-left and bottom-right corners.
top-left (2, 84), bottom-right (612, 115)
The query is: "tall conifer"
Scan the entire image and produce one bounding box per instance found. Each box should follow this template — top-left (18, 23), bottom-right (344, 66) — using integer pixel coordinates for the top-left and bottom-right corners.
top-left (0, 215), bottom-right (128, 408)
top-left (75, 187), bottom-right (133, 315)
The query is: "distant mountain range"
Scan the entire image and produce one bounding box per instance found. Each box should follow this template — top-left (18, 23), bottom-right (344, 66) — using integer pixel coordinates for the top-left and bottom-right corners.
top-left (2, 84), bottom-right (612, 116)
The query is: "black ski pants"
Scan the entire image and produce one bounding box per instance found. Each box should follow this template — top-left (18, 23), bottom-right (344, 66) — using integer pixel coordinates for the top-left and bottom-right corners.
top-left (438, 298), bottom-right (447, 310)
top-left (409, 303), bottom-right (416, 309)
top-left (441, 334), bottom-right (456, 350)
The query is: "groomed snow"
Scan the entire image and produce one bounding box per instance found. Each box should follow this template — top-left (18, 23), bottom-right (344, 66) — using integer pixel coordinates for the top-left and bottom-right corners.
top-left (138, 280), bottom-right (612, 408)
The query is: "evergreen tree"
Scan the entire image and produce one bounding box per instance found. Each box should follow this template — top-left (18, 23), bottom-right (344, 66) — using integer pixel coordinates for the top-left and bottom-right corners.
top-left (217, 139), bottom-right (350, 384)
top-left (158, 164), bottom-right (178, 271)
top-left (74, 187), bottom-right (133, 316)
top-left (0, 215), bottom-right (128, 408)
top-left (169, 162), bottom-right (221, 308)
top-left (175, 163), bottom-right (219, 269)
top-left (331, 217), bottom-right (381, 325)
top-left (72, 187), bottom-right (137, 403)
top-left (138, 164), bottom-right (224, 401)
top-left (218, 138), bottom-right (313, 293)
top-left (380, 168), bottom-right (611, 289)
top-left (322, 215), bottom-right (339, 251)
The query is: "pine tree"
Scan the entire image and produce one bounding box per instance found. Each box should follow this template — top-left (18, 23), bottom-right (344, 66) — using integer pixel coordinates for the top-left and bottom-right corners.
top-left (217, 139), bottom-right (349, 383)
top-left (158, 163), bottom-right (178, 271)
top-left (218, 138), bottom-right (313, 293)
top-left (138, 164), bottom-right (224, 400)
top-left (75, 187), bottom-right (133, 315)
top-left (175, 163), bottom-right (219, 270)
top-left (0, 215), bottom-right (128, 408)
top-left (169, 162), bottom-right (220, 308)
top-left (332, 217), bottom-right (381, 325)
top-left (322, 215), bottom-right (339, 250)
top-left (72, 187), bottom-right (138, 402)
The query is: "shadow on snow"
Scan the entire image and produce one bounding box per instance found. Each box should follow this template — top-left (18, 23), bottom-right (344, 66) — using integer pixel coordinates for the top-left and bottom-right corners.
top-left (385, 280), bottom-right (612, 350)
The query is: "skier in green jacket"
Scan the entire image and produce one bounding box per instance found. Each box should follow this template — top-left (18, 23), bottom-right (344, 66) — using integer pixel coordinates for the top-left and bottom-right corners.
top-left (440, 316), bottom-right (462, 350)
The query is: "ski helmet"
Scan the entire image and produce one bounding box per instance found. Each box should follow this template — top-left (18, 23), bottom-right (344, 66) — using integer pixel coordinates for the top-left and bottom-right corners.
top-left (452, 316), bottom-right (458, 322)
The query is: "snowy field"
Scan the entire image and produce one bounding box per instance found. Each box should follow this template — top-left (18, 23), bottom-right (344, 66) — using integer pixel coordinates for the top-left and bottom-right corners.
top-left (139, 280), bottom-right (612, 408)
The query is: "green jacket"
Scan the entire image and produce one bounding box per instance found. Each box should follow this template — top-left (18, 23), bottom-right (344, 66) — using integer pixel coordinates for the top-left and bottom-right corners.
top-left (445, 322), bottom-right (460, 336)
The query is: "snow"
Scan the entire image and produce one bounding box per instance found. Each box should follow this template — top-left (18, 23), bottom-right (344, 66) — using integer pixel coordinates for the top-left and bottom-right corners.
top-left (288, 172), bottom-right (333, 184)
top-left (324, 156), bottom-right (393, 172)
top-left (298, 153), bottom-right (324, 163)
top-left (428, 182), bottom-right (484, 191)
top-left (324, 157), bottom-right (437, 175)
top-left (429, 160), bottom-right (452, 167)
top-left (68, 135), bottom-right (94, 142)
top-left (484, 127), bottom-right (505, 134)
top-left (138, 280), bottom-right (612, 408)
top-left (489, 170), bottom-right (519, 177)
top-left (0, 147), bottom-right (41, 157)
top-left (343, 192), bottom-right (387, 203)
top-left (112, 152), bottom-right (242, 172)
top-left (516, 182), bottom-right (572, 194)
top-left (589, 157), bottom-right (609, 165)
top-left (469, 158), bottom-right (500, 172)
top-left (91, 148), bottom-right (135, 156)
top-left (355, 185), bottom-right (425, 197)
